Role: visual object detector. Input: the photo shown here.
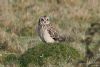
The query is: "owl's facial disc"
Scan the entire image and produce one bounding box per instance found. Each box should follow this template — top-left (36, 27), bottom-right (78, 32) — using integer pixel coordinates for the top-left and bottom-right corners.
top-left (39, 16), bottom-right (50, 25)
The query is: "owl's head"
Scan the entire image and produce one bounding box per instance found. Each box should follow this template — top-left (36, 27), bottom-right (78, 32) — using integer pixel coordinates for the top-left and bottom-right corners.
top-left (38, 16), bottom-right (50, 25)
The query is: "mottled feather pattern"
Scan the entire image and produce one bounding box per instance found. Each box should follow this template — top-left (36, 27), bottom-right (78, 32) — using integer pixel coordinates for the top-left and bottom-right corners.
top-left (37, 16), bottom-right (66, 43)
top-left (47, 24), bottom-right (66, 42)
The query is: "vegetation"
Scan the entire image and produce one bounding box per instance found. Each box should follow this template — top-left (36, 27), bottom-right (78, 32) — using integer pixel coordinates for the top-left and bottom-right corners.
top-left (0, 0), bottom-right (100, 67)
top-left (19, 43), bottom-right (80, 67)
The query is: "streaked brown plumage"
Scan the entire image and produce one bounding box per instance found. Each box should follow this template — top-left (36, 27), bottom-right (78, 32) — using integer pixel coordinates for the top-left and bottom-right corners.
top-left (37, 16), bottom-right (66, 43)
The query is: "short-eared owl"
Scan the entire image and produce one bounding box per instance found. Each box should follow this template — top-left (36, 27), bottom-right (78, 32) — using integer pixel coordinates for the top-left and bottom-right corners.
top-left (37, 16), bottom-right (65, 43)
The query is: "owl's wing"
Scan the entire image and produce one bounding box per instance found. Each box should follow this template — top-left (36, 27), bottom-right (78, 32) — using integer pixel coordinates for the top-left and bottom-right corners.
top-left (47, 24), bottom-right (66, 42)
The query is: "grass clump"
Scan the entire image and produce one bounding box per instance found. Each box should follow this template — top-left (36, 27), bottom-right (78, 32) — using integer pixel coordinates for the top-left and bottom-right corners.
top-left (4, 54), bottom-right (18, 64)
top-left (19, 43), bottom-right (80, 67)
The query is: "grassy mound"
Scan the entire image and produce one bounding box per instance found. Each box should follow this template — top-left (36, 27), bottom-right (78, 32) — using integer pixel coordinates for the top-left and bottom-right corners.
top-left (18, 43), bottom-right (80, 67)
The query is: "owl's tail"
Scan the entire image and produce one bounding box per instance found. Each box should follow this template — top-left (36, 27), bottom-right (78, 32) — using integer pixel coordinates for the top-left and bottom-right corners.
top-left (59, 35), bottom-right (75, 42)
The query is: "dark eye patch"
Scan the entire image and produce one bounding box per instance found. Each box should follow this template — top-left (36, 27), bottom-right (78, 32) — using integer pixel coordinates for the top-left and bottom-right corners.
top-left (41, 18), bottom-right (44, 21)
top-left (47, 18), bottom-right (48, 21)
top-left (46, 17), bottom-right (49, 21)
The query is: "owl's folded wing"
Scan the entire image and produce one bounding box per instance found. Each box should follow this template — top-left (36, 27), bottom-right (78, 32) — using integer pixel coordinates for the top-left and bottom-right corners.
top-left (47, 26), bottom-right (66, 42)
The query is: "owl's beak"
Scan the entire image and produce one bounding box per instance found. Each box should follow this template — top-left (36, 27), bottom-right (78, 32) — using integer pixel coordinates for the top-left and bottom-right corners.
top-left (44, 21), bottom-right (46, 23)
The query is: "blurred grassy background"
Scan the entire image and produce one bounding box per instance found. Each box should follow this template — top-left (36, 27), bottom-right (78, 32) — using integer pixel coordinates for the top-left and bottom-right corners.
top-left (0, 0), bottom-right (100, 67)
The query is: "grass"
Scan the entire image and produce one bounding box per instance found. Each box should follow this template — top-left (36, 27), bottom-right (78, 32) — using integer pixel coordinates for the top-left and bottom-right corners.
top-left (0, 43), bottom-right (80, 67)
top-left (0, 0), bottom-right (100, 67)
top-left (18, 43), bottom-right (80, 67)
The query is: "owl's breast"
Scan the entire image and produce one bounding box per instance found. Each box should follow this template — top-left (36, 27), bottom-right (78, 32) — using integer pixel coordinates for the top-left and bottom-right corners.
top-left (38, 25), bottom-right (55, 43)
top-left (43, 29), bottom-right (55, 43)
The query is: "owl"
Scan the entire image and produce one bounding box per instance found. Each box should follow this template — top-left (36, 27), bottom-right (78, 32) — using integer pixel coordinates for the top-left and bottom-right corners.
top-left (37, 16), bottom-right (66, 43)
